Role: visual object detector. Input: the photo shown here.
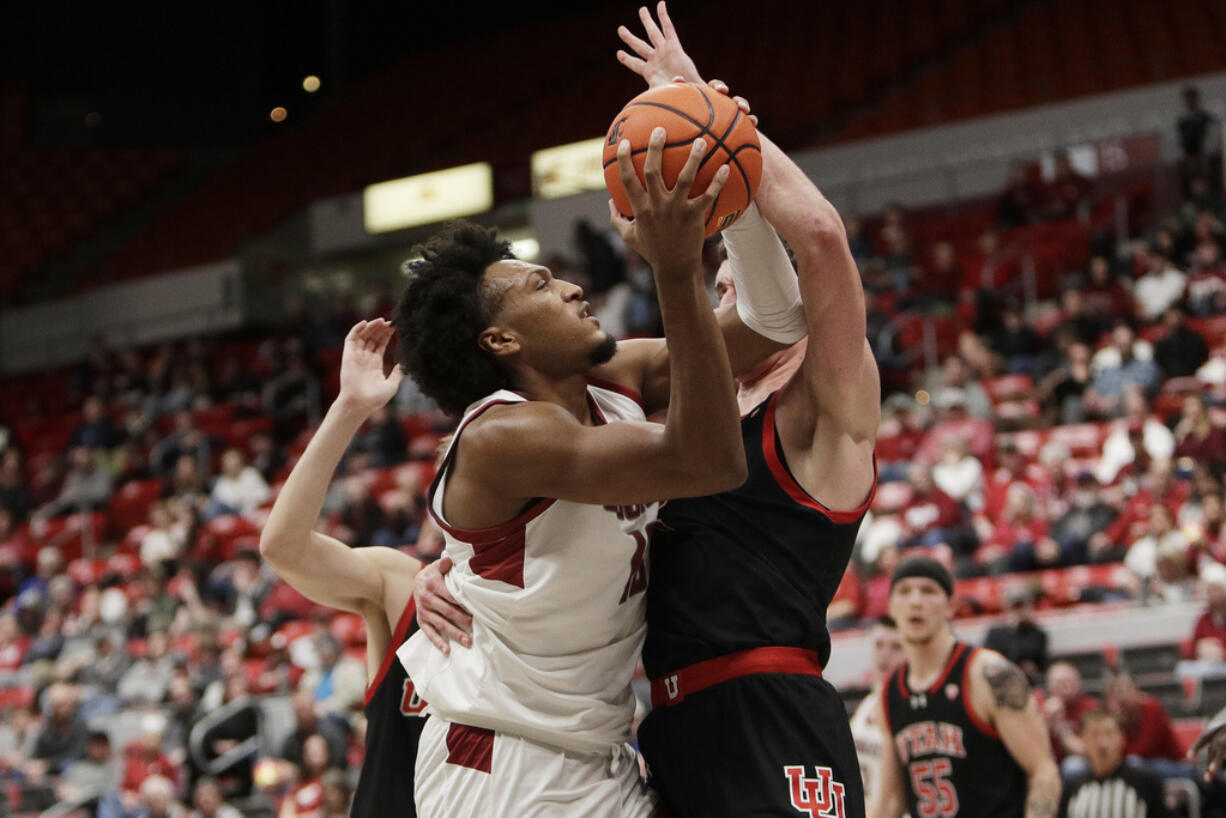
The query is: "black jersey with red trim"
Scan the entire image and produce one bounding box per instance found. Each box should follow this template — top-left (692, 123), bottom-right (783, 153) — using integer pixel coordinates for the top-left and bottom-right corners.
top-left (883, 642), bottom-right (1027, 818)
top-left (350, 599), bottom-right (426, 818)
top-left (643, 390), bottom-right (875, 679)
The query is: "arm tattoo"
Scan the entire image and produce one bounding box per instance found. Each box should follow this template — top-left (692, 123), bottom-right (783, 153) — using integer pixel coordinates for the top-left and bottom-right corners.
top-left (985, 659), bottom-right (1031, 711)
top-left (1025, 773), bottom-right (1059, 818)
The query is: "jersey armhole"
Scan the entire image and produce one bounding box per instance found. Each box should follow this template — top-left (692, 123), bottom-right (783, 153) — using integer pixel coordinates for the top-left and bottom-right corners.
top-left (761, 391), bottom-right (879, 523)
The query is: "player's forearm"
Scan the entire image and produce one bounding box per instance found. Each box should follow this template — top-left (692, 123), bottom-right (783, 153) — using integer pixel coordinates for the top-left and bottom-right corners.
top-left (656, 268), bottom-right (746, 487)
top-left (259, 398), bottom-right (366, 563)
top-left (1024, 763), bottom-right (1061, 818)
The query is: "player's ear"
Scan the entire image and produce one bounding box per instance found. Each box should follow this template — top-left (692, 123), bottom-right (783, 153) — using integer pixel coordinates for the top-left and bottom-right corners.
top-left (479, 325), bottom-right (520, 358)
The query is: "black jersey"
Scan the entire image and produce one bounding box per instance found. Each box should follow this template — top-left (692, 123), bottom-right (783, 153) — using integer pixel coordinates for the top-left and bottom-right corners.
top-left (350, 599), bottom-right (426, 818)
top-left (643, 390), bottom-right (874, 679)
top-left (884, 642), bottom-right (1028, 818)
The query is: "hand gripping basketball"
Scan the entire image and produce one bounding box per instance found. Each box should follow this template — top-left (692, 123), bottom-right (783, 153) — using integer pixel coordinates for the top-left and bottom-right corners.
top-left (604, 82), bottom-right (761, 237)
top-left (609, 126), bottom-right (729, 276)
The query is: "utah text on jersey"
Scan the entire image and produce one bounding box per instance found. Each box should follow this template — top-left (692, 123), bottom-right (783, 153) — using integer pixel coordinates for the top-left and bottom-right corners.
top-left (784, 765), bottom-right (846, 818)
top-left (894, 721), bottom-right (968, 763)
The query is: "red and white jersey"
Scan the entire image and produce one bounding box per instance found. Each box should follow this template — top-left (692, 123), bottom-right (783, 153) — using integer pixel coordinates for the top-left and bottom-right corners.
top-left (399, 384), bottom-right (657, 756)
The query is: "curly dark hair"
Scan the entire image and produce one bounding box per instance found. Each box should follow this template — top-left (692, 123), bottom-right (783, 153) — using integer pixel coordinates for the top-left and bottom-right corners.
top-left (394, 221), bottom-right (517, 416)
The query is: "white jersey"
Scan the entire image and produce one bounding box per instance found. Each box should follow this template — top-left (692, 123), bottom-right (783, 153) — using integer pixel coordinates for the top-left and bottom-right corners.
top-left (850, 689), bottom-right (885, 804)
top-left (399, 385), bottom-right (656, 756)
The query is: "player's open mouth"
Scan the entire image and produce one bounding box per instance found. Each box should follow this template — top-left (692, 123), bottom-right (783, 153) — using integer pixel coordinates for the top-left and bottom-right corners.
top-left (580, 303), bottom-right (598, 323)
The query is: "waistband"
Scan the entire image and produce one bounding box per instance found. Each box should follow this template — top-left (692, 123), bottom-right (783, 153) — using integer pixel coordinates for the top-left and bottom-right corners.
top-left (649, 646), bottom-right (823, 708)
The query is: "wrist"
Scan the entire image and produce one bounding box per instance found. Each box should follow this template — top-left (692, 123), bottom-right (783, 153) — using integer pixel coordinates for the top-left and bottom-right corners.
top-left (331, 393), bottom-right (377, 423)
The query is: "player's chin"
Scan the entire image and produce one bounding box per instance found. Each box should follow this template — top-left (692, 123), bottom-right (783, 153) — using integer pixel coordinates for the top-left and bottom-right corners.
top-left (588, 333), bottom-right (618, 366)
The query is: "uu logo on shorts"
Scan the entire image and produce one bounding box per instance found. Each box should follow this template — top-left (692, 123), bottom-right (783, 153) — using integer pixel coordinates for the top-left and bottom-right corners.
top-left (663, 674), bottom-right (680, 701)
top-left (784, 765), bottom-right (846, 818)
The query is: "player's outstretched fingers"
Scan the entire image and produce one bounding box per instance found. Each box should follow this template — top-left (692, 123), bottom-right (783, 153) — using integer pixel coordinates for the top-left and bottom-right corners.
top-left (618, 24), bottom-right (653, 58)
top-left (641, 127), bottom-right (667, 195)
top-left (672, 137), bottom-right (708, 197)
top-left (693, 164), bottom-right (731, 211)
top-left (708, 78), bottom-right (729, 95)
top-left (615, 139), bottom-right (648, 214)
top-left (638, 5), bottom-right (665, 45)
top-left (656, 1), bottom-right (677, 38)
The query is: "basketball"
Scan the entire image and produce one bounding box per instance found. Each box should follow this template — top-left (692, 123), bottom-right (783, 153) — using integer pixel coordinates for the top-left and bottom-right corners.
top-left (603, 82), bottom-right (762, 237)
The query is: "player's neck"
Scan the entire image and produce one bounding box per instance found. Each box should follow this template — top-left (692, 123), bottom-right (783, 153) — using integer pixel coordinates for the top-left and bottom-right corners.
top-left (736, 341), bottom-right (806, 412)
top-left (905, 629), bottom-right (956, 688)
top-left (510, 371), bottom-right (596, 424)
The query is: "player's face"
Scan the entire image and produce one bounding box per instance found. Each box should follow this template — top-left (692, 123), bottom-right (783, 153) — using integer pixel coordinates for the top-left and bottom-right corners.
top-left (870, 624), bottom-right (905, 677)
top-left (887, 578), bottom-right (952, 645)
top-left (714, 260), bottom-right (737, 307)
top-left (1083, 717), bottom-right (1125, 776)
top-left (482, 260), bottom-right (615, 374)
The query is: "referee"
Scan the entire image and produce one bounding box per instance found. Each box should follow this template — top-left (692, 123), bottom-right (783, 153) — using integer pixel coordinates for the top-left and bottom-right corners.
top-left (1060, 709), bottom-right (1167, 818)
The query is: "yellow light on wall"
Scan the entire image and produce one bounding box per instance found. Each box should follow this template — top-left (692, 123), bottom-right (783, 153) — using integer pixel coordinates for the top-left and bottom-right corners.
top-left (531, 137), bottom-right (606, 199)
top-left (363, 163), bottom-right (494, 233)
top-left (303, 75), bottom-right (321, 93)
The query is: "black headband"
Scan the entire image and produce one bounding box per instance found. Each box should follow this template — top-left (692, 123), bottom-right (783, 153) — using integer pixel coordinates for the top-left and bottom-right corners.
top-left (890, 556), bottom-right (954, 597)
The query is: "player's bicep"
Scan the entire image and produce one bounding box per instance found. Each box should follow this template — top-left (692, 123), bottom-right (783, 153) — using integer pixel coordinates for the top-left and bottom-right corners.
top-left (981, 656), bottom-right (1054, 775)
top-left (801, 338), bottom-right (881, 441)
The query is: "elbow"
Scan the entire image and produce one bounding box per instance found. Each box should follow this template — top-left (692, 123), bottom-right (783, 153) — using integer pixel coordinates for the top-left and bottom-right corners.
top-left (689, 448), bottom-right (748, 495)
top-left (258, 530), bottom-right (286, 565)
top-left (795, 201), bottom-right (847, 258)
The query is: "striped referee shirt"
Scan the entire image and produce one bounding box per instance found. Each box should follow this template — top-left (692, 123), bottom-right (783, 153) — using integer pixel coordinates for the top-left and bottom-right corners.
top-left (1059, 762), bottom-right (1168, 818)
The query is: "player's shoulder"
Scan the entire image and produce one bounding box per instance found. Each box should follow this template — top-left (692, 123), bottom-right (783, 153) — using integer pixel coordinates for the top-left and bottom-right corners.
top-left (969, 648), bottom-right (1033, 712)
top-left (462, 400), bottom-right (580, 447)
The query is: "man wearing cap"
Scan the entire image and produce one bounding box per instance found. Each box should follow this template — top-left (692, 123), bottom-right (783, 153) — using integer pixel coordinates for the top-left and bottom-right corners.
top-left (868, 557), bottom-right (1060, 818)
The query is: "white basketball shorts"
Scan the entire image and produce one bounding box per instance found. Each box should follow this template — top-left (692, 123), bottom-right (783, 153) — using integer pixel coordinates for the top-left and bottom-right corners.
top-left (414, 715), bottom-right (663, 818)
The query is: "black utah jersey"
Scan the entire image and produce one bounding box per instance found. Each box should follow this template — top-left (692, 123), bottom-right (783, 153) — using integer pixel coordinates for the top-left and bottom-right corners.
top-left (350, 599), bottom-right (426, 818)
top-left (644, 390), bottom-right (874, 679)
top-left (884, 642), bottom-right (1028, 818)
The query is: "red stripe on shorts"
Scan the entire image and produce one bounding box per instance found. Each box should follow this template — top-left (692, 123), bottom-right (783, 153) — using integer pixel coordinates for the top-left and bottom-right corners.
top-left (445, 723), bottom-right (494, 773)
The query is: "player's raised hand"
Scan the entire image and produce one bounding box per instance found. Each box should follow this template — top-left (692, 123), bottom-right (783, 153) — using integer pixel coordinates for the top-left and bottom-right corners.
top-left (1190, 706), bottom-right (1226, 781)
top-left (337, 319), bottom-right (403, 417)
top-left (617, 2), bottom-right (702, 88)
top-left (609, 128), bottom-right (730, 275)
top-left (413, 556), bottom-right (473, 655)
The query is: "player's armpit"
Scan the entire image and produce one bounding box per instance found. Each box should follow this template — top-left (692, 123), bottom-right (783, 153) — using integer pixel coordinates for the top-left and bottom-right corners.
top-left (460, 400), bottom-right (744, 509)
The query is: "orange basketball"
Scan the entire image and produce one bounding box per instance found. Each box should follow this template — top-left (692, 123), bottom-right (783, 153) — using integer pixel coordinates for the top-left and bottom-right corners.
top-left (603, 82), bottom-right (762, 238)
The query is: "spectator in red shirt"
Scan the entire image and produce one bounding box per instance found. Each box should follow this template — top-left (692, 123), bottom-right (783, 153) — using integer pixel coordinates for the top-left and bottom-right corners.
top-left (978, 483), bottom-right (1054, 573)
top-left (1105, 671), bottom-right (1181, 761)
top-left (914, 388), bottom-right (995, 466)
top-left (280, 734), bottom-right (333, 818)
top-left (1041, 661), bottom-right (1099, 764)
top-left (122, 714), bottom-right (181, 797)
top-left (901, 464), bottom-right (964, 549)
top-left (861, 544), bottom-right (900, 621)
top-left (1175, 393), bottom-right (1226, 477)
top-left (1192, 563), bottom-right (1226, 661)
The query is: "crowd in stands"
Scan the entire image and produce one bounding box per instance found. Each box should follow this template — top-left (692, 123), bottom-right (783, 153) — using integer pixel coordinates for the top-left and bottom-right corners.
top-left (0, 87), bottom-right (1225, 814)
